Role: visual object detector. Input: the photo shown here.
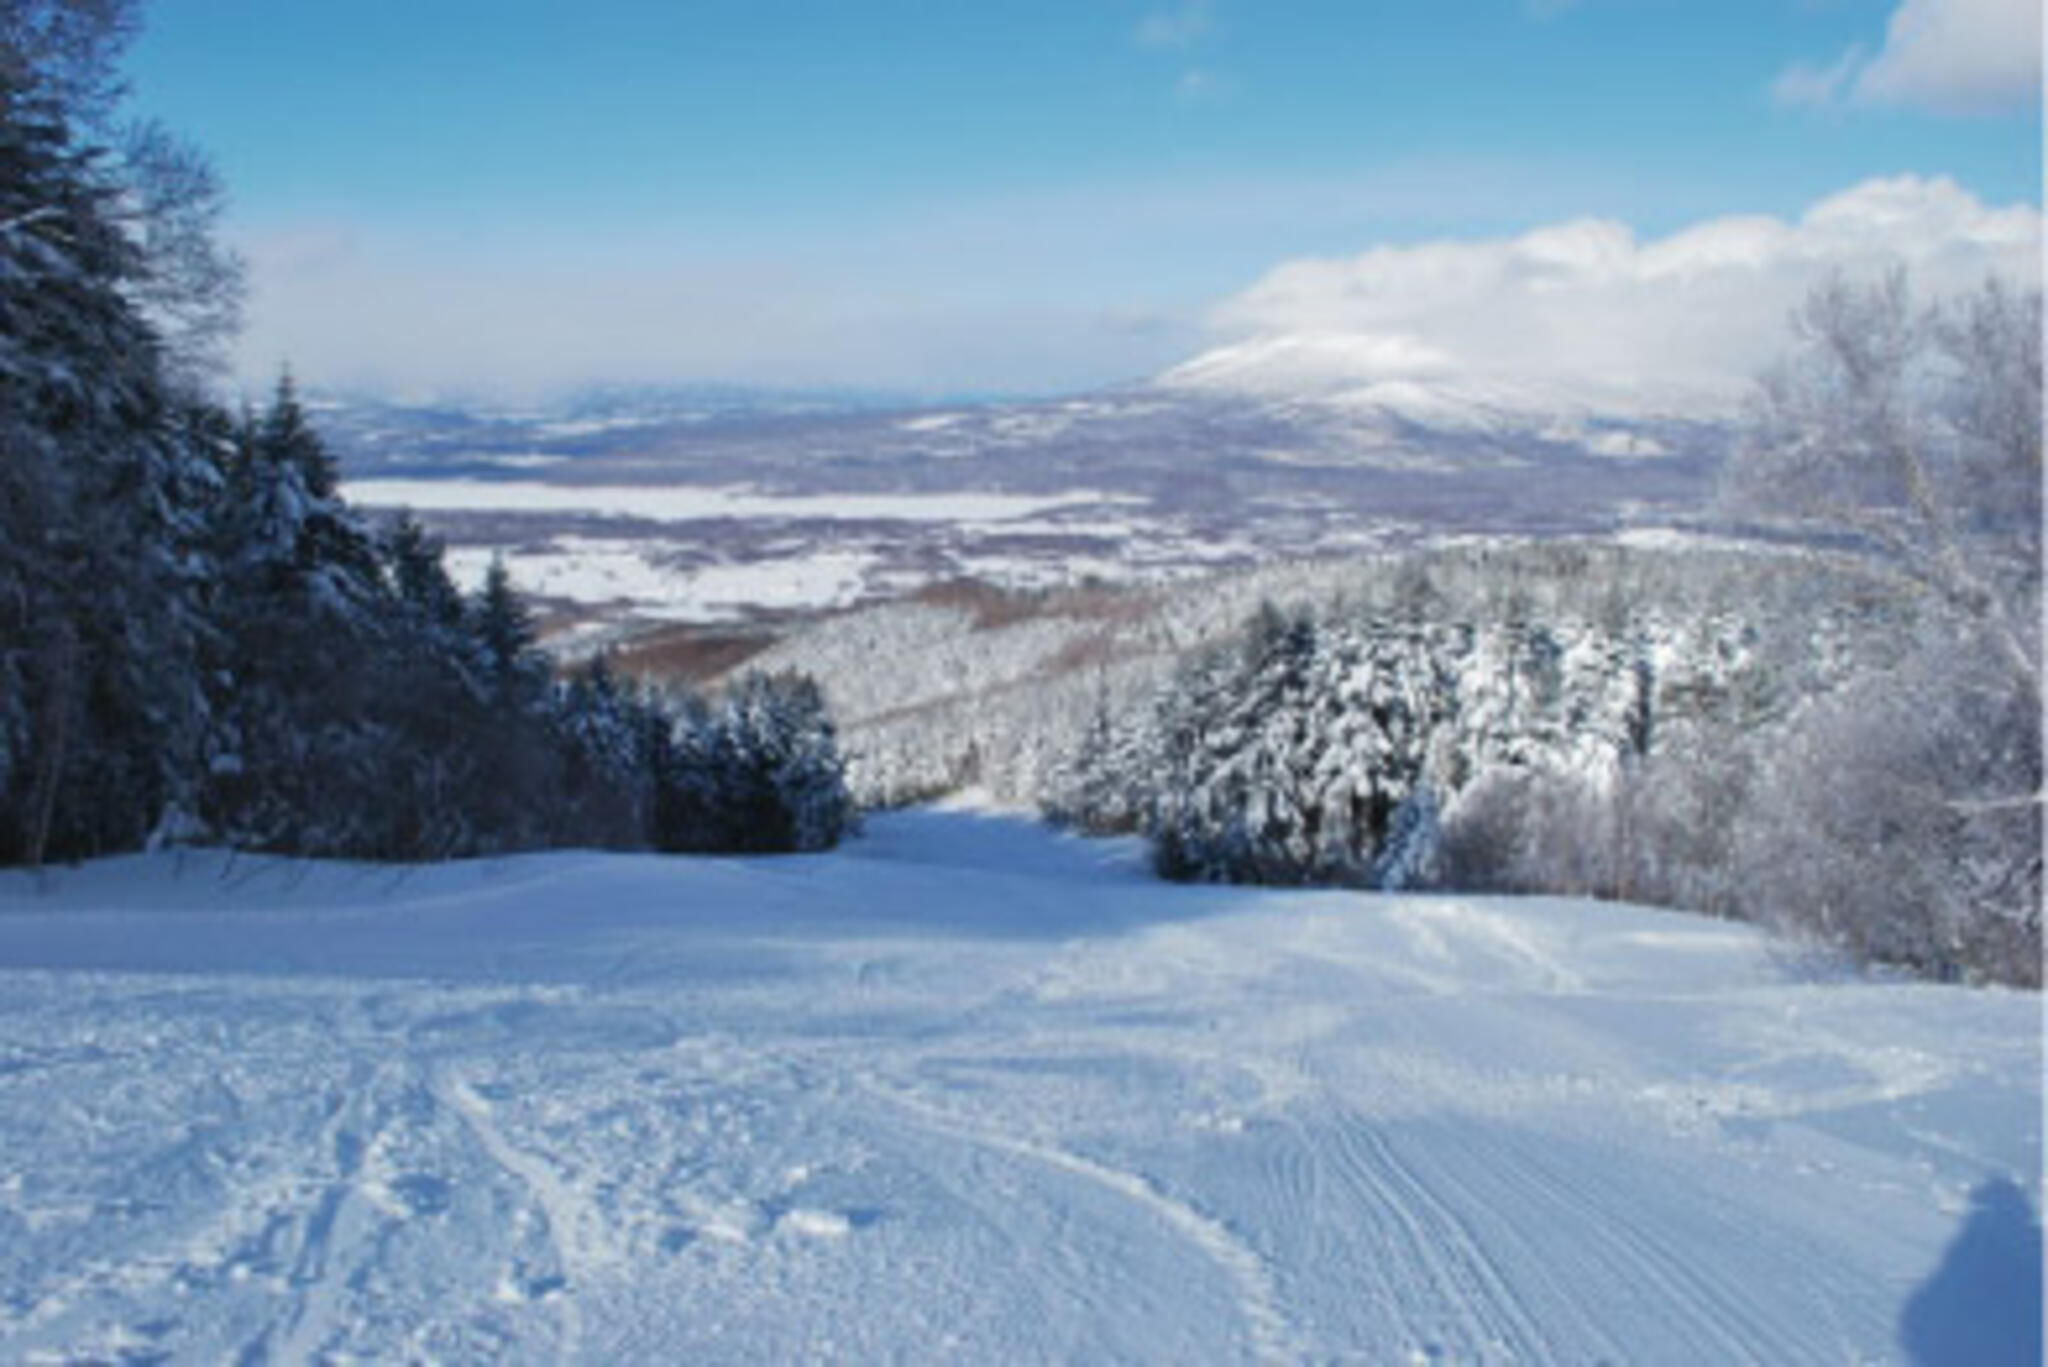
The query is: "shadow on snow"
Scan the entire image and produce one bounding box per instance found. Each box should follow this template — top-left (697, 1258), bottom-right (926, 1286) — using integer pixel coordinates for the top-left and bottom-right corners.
top-left (1898, 1177), bottom-right (2043, 1367)
top-left (0, 808), bottom-right (1303, 985)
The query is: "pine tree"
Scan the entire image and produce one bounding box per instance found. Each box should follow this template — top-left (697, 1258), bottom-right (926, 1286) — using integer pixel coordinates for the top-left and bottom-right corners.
top-left (1045, 688), bottom-right (1153, 835)
top-left (0, 63), bottom-right (212, 864)
top-left (642, 672), bottom-right (852, 856)
top-left (553, 653), bottom-right (662, 848)
top-left (1370, 784), bottom-right (1441, 892)
top-left (255, 372), bottom-right (335, 496)
top-left (474, 557), bottom-right (542, 698)
top-left (763, 672), bottom-right (853, 852)
top-left (651, 690), bottom-right (724, 852)
top-left (1149, 603), bottom-right (1331, 883)
top-left (200, 381), bottom-right (400, 853)
top-left (382, 512), bottom-right (465, 634)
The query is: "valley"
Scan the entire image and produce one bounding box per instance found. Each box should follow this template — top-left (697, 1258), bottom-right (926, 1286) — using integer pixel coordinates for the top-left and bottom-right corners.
top-left (324, 384), bottom-right (1730, 638)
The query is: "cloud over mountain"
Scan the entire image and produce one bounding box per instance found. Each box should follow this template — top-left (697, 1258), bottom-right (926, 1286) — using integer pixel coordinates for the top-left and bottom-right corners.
top-left (1775, 0), bottom-right (2042, 116)
top-left (1164, 176), bottom-right (2040, 416)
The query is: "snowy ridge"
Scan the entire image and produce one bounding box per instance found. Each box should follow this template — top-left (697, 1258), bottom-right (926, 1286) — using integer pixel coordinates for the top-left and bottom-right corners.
top-left (0, 810), bottom-right (2037, 1362)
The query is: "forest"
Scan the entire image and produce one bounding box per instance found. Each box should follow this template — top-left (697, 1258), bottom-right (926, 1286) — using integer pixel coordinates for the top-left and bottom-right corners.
top-left (1042, 521), bottom-right (2040, 985)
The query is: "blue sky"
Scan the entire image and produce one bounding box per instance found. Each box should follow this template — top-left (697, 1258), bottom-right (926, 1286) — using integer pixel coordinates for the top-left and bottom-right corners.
top-left (127, 0), bottom-right (2042, 399)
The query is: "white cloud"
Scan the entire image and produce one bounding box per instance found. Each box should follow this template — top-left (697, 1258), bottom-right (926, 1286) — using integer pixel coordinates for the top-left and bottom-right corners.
top-left (234, 153), bottom-right (1615, 402)
top-left (1135, 2), bottom-right (1211, 50)
top-left (1855, 0), bottom-right (2042, 111)
top-left (1776, 0), bottom-right (2041, 115)
top-left (232, 167), bottom-right (2031, 406)
top-left (1168, 176), bottom-right (2041, 415)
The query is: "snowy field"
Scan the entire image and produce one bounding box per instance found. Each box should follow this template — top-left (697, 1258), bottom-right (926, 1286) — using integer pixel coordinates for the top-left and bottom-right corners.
top-left (0, 809), bottom-right (2037, 1364)
top-left (342, 480), bottom-right (1136, 525)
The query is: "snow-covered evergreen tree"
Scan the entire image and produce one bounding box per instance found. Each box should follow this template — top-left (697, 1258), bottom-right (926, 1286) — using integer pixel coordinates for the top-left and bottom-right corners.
top-left (552, 653), bottom-right (668, 849)
top-left (1044, 685), bottom-right (1157, 835)
top-left (474, 557), bottom-right (544, 699)
top-left (701, 671), bottom-right (854, 854)
top-left (1062, 574), bottom-right (1770, 895)
top-left (0, 60), bottom-right (213, 864)
top-left (200, 380), bottom-right (399, 854)
top-left (1144, 604), bottom-right (1460, 886)
top-left (382, 513), bottom-right (465, 635)
top-left (1370, 783), bottom-right (1441, 892)
top-left (761, 671), bottom-right (854, 853)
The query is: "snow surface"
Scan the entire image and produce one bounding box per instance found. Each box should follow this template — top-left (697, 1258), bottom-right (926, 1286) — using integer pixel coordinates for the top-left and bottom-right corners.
top-left (0, 809), bottom-right (2037, 1363)
top-left (440, 541), bottom-right (883, 622)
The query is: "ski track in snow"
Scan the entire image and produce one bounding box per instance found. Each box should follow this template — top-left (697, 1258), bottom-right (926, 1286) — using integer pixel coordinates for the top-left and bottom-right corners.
top-left (857, 1076), bottom-right (1307, 1364)
top-left (434, 1068), bottom-right (593, 1359)
top-left (0, 808), bottom-right (2037, 1363)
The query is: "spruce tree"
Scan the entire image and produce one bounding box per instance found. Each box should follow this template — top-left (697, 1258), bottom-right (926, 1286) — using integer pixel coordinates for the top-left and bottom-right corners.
top-left (474, 558), bottom-right (543, 699)
top-left (0, 63), bottom-right (210, 863)
top-left (382, 513), bottom-right (465, 633)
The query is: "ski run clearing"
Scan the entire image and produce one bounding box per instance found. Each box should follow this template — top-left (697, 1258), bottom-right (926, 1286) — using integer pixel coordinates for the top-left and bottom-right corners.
top-left (0, 806), bottom-right (2037, 1365)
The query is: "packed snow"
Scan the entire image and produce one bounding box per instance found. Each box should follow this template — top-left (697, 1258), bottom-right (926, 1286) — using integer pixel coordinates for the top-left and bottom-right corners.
top-left (0, 808), bottom-right (2037, 1363)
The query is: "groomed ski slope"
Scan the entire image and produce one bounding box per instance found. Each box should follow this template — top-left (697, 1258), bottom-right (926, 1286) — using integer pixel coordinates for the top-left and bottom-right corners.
top-left (0, 806), bottom-right (2037, 1364)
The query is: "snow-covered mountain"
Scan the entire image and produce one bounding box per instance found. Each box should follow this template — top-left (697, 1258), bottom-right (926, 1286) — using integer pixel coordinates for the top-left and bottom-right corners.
top-left (1167, 176), bottom-right (2040, 430)
top-left (1150, 315), bottom-right (1746, 464)
top-left (0, 807), bottom-right (2036, 1361)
